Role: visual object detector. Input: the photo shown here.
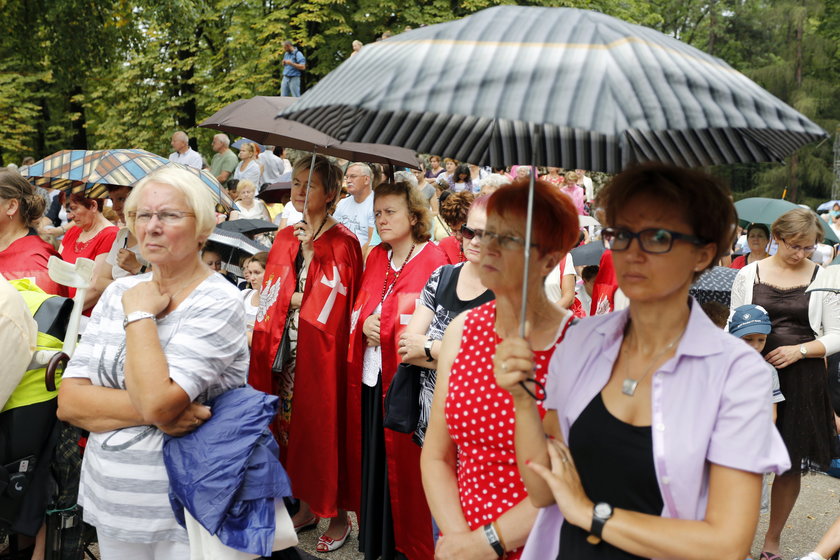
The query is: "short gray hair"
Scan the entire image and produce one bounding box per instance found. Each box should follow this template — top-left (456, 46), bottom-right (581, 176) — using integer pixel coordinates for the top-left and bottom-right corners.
top-left (346, 162), bottom-right (372, 179)
top-left (394, 170), bottom-right (417, 188)
top-left (172, 130), bottom-right (189, 143)
top-left (213, 133), bottom-right (230, 147)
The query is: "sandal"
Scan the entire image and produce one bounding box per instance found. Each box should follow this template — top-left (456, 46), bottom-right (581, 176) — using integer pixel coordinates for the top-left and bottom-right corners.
top-left (316, 517), bottom-right (351, 553)
top-left (759, 552), bottom-right (784, 560)
top-left (293, 513), bottom-right (319, 533)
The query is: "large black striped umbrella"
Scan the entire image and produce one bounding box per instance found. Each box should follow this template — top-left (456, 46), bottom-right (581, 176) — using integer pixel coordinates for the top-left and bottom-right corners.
top-left (280, 6), bottom-right (826, 172)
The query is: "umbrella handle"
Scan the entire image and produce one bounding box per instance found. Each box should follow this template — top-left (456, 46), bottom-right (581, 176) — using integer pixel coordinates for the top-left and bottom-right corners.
top-left (519, 169), bottom-right (536, 338)
top-left (45, 352), bottom-right (70, 392)
top-left (302, 151), bottom-right (316, 221)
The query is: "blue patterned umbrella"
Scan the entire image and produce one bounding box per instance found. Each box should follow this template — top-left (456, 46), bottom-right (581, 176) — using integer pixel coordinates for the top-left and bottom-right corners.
top-left (690, 266), bottom-right (739, 306)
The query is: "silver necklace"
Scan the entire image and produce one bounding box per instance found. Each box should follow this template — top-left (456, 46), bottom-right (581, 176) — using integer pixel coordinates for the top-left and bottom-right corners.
top-left (621, 323), bottom-right (686, 396)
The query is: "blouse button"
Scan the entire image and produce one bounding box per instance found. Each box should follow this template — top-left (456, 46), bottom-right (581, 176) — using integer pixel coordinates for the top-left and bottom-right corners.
top-left (655, 423), bottom-right (666, 432)
top-left (661, 476), bottom-right (671, 485)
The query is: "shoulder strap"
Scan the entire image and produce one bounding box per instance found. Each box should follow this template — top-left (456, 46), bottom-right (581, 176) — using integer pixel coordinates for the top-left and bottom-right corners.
top-left (810, 263), bottom-right (819, 282)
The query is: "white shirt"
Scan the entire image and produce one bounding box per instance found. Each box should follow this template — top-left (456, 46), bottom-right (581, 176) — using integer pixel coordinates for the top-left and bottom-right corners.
top-left (233, 160), bottom-right (262, 186)
top-left (333, 192), bottom-right (375, 246)
top-left (544, 253), bottom-right (576, 303)
top-left (258, 151), bottom-right (286, 185)
top-left (278, 203), bottom-right (303, 226)
top-left (168, 148), bottom-right (203, 170)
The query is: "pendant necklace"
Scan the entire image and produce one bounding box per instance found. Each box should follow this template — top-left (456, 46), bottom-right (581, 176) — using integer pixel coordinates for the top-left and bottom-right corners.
top-left (621, 322), bottom-right (686, 397)
top-left (381, 243), bottom-right (416, 302)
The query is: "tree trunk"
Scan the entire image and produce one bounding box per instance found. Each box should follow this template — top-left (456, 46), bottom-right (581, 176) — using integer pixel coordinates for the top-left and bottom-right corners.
top-left (69, 86), bottom-right (88, 150)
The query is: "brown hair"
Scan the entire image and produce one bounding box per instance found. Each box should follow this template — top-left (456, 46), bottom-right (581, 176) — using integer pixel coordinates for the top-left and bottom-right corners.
top-left (597, 162), bottom-right (736, 266)
top-left (487, 178), bottom-right (579, 257)
top-left (374, 181), bottom-right (432, 244)
top-left (68, 192), bottom-right (102, 212)
top-left (250, 251), bottom-right (269, 269)
top-left (439, 191), bottom-right (474, 229)
top-left (0, 170), bottom-right (45, 227)
top-left (771, 208), bottom-right (824, 245)
top-left (292, 155), bottom-right (343, 214)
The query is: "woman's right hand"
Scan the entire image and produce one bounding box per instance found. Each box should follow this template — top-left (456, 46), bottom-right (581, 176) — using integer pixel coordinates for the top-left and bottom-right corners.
top-left (156, 402), bottom-right (212, 437)
top-left (494, 336), bottom-right (537, 401)
top-left (290, 292), bottom-right (303, 310)
top-left (363, 313), bottom-right (381, 346)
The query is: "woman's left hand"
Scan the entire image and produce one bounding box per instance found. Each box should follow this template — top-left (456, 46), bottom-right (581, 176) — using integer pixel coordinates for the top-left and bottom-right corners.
top-left (434, 530), bottom-right (497, 560)
top-left (526, 438), bottom-right (594, 530)
top-left (765, 344), bottom-right (804, 369)
top-left (122, 280), bottom-right (170, 316)
top-left (293, 220), bottom-right (316, 247)
top-left (156, 402), bottom-right (212, 437)
top-left (398, 333), bottom-right (428, 361)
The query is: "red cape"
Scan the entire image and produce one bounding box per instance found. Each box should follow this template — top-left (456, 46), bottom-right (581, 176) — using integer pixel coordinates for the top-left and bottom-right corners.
top-left (438, 235), bottom-right (464, 265)
top-left (0, 233), bottom-right (67, 296)
top-left (250, 224), bottom-right (363, 517)
top-left (349, 242), bottom-right (447, 560)
top-left (590, 249), bottom-right (618, 316)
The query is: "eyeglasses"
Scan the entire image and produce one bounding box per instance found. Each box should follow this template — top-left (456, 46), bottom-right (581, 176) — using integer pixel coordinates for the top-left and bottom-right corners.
top-left (602, 227), bottom-right (707, 254)
top-left (480, 229), bottom-right (540, 251)
top-left (781, 238), bottom-right (816, 254)
top-left (129, 210), bottom-right (196, 225)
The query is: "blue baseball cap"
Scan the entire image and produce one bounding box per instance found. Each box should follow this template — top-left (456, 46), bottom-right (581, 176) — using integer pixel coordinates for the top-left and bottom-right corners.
top-left (728, 304), bottom-right (771, 338)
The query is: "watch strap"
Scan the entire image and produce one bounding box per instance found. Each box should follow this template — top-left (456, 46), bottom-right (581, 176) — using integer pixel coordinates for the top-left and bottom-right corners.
top-left (483, 523), bottom-right (505, 557)
top-left (588, 502), bottom-right (613, 544)
top-left (424, 338), bottom-right (435, 362)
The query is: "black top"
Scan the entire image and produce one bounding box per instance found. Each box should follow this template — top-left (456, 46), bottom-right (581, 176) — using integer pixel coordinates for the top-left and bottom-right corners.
top-left (558, 394), bottom-right (663, 560)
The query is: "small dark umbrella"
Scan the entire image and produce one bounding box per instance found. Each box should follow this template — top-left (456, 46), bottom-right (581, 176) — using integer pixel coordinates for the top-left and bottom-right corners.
top-left (569, 241), bottom-right (605, 267)
top-left (689, 266), bottom-right (739, 307)
top-left (257, 181), bottom-right (293, 204)
top-left (206, 229), bottom-right (270, 271)
top-left (218, 219), bottom-right (278, 237)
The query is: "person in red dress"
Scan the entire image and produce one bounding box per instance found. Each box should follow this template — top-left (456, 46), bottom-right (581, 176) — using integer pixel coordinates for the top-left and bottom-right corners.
top-left (729, 222), bottom-right (770, 270)
top-left (0, 170), bottom-right (66, 295)
top-left (58, 193), bottom-right (119, 313)
top-left (250, 155), bottom-right (363, 552)
top-left (437, 191), bottom-right (474, 264)
top-left (350, 181), bottom-right (447, 560)
top-left (420, 179), bottom-right (580, 560)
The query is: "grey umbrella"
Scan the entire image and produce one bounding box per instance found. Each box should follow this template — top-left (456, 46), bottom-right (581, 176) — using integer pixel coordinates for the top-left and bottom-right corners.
top-left (689, 266), bottom-right (739, 307)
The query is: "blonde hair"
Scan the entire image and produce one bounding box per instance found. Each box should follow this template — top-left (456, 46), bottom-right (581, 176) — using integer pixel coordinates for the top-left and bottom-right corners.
top-left (564, 171), bottom-right (580, 184)
top-left (771, 208), bottom-right (824, 245)
top-left (125, 166), bottom-right (217, 244)
top-left (236, 180), bottom-right (257, 194)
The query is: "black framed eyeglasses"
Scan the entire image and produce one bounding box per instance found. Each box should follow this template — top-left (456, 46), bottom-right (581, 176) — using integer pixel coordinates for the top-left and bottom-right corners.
top-left (602, 227), bottom-right (708, 254)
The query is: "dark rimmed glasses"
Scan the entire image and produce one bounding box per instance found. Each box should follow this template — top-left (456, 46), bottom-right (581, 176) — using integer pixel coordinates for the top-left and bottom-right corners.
top-left (602, 227), bottom-right (708, 254)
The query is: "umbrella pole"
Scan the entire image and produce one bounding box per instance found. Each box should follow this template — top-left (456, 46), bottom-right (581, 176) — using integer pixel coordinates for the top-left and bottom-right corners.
top-left (519, 169), bottom-right (536, 338)
top-left (302, 151), bottom-right (317, 223)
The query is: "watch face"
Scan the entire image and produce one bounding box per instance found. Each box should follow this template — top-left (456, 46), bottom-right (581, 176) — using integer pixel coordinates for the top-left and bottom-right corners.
top-left (594, 503), bottom-right (612, 518)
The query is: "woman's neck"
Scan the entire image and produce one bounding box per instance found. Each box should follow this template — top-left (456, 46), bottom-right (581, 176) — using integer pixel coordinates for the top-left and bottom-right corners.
top-left (389, 237), bottom-right (418, 265)
top-left (768, 252), bottom-right (809, 272)
top-left (304, 209), bottom-right (329, 234)
top-left (626, 296), bottom-right (691, 354)
top-left (0, 221), bottom-right (29, 252)
top-left (750, 249), bottom-right (768, 261)
top-left (239, 199), bottom-right (255, 209)
top-left (494, 281), bottom-right (561, 339)
top-left (81, 214), bottom-right (110, 235)
top-left (153, 257), bottom-right (207, 295)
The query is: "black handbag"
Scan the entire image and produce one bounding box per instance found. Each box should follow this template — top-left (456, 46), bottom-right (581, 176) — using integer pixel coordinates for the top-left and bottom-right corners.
top-left (383, 363), bottom-right (423, 433)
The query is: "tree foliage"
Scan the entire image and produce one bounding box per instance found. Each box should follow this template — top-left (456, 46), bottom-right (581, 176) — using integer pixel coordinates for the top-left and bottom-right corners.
top-left (0, 0), bottom-right (837, 204)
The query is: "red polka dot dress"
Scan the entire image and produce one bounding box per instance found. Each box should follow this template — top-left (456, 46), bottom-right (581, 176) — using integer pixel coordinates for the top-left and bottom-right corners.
top-left (445, 301), bottom-right (569, 559)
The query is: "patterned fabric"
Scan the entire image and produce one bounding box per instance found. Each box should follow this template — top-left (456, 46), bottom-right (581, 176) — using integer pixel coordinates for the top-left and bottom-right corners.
top-left (281, 6), bottom-right (825, 172)
top-left (62, 273), bottom-right (249, 544)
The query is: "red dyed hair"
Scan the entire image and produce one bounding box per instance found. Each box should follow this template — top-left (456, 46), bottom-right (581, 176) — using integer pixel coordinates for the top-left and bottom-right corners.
top-left (487, 178), bottom-right (579, 256)
top-left (68, 192), bottom-right (102, 212)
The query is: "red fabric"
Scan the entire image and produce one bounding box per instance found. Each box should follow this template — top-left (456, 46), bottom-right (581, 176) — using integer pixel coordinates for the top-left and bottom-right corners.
top-left (60, 225), bottom-right (118, 314)
top-left (569, 296), bottom-right (586, 318)
top-left (250, 224), bottom-right (363, 517)
top-left (445, 301), bottom-right (573, 559)
top-left (729, 255), bottom-right (747, 269)
top-left (438, 235), bottom-right (465, 265)
top-left (589, 249), bottom-right (618, 316)
top-left (349, 242), bottom-right (447, 560)
top-left (0, 233), bottom-right (67, 296)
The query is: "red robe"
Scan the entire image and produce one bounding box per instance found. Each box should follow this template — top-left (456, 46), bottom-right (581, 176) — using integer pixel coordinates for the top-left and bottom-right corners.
top-left (0, 232), bottom-right (67, 296)
top-left (349, 242), bottom-right (447, 560)
top-left (250, 224), bottom-right (363, 517)
top-left (438, 235), bottom-right (465, 265)
top-left (590, 249), bottom-right (618, 316)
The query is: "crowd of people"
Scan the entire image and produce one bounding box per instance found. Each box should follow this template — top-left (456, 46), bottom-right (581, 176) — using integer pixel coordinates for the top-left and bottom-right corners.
top-left (0, 145), bottom-right (839, 560)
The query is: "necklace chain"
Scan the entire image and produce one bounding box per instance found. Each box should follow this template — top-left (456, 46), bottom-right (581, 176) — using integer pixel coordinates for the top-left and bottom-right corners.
top-left (621, 322), bottom-right (687, 397)
top-left (381, 243), bottom-right (416, 302)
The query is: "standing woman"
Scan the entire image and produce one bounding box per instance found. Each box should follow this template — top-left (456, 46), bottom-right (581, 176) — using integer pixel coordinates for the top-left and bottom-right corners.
top-left (425, 156), bottom-right (445, 184)
top-left (437, 191), bottom-right (474, 264)
top-left (233, 142), bottom-right (263, 187)
top-left (250, 155), bottom-right (363, 552)
top-left (241, 251), bottom-right (267, 345)
top-left (729, 223), bottom-right (771, 270)
top-left (0, 170), bottom-right (65, 295)
top-left (498, 163), bottom-right (790, 560)
top-left (731, 209), bottom-right (840, 560)
top-left (350, 181), bottom-right (447, 560)
top-left (420, 181), bottom-right (579, 560)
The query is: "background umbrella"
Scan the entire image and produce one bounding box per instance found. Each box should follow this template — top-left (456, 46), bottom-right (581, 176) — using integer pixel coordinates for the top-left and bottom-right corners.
top-left (218, 219), bottom-right (278, 237)
top-left (817, 200), bottom-right (840, 213)
top-left (689, 266), bottom-right (739, 306)
top-left (231, 138), bottom-right (266, 152)
top-left (734, 197), bottom-right (839, 243)
top-left (257, 181), bottom-right (292, 204)
top-left (206, 228), bottom-right (270, 275)
top-left (21, 149), bottom-right (237, 212)
top-left (569, 240), bottom-right (605, 267)
top-left (279, 6), bottom-right (826, 172)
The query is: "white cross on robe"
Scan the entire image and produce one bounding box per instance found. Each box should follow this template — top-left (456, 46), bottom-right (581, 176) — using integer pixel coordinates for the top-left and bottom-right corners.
top-left (317, 265), bottom-right (348, 325)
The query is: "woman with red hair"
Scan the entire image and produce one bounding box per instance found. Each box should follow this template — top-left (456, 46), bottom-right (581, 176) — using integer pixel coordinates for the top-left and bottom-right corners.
top-left (421, 179), bottom-right (580, 559)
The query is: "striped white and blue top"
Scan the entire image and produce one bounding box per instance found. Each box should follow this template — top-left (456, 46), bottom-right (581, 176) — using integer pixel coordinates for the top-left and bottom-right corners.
top-left (63, 272), bottom-right (250, 544)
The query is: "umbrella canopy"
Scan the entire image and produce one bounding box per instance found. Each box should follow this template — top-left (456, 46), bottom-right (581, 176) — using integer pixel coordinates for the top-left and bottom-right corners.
top-left (734, 197), bottom-right (839, 243)
top-left (689, 266), bottom-right (739, 307)
top-left (817, 200), bottom-right (840, 213)
top-left (21, 149), bottom-right (237, 212)
top-left (279, 6), bottom-right (826, 172)
top-left (206, 228), bottom-right (271, 271)
top-left (231, 138), bottom-right (266, 152)
top-left (200, 96), bottom-right (420, 169)
top-left (257, 181), bottom-right (293, 204)
top-left (218, 218), bottom-right (278, 237)
top-left (569, 240), bottom-right (605, 267)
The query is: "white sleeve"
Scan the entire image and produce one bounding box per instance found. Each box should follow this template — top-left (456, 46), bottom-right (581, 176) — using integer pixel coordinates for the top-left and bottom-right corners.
top-left (816, 290), bottom-right (840, 357)
top-left (563, 253), bottom-right (575, 277)
top-left (730, 268), bottom-right (750, 311)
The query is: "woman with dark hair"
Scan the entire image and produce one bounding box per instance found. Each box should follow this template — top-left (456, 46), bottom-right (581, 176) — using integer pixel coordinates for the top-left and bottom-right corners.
top-left (241, 251), bottom-right (268, 344)
top-left (0, 170), bottom-right (65, 295)
top-left (499, 163), bottom-right (789, 559)
top-left (421, 179), bottom-right (579, 559)
top-left (59, 193), bottom-right (119, 313)
top-left (350, 181), bottom-right (447, 560)
top-left (250, 155), bottom-right (363, 552)
top-left (448, 164), bottom-right (474, 194)
top-left (437, 191), bottom-right (474, 264)
top-left (730, 223), bottom-right (770, 270)
top-left (732, 209), bottom-right (840, 560)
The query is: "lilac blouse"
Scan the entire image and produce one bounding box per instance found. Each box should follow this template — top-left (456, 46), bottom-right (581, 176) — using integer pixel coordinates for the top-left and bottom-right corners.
top-left (521, 300), bottom-right (791, 560)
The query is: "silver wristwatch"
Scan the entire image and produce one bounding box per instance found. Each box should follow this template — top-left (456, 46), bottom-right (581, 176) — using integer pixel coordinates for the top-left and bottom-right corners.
top-left (123, 311), bottom-right (157, 329)
top-left (799, 345), bottom-right (808, 357)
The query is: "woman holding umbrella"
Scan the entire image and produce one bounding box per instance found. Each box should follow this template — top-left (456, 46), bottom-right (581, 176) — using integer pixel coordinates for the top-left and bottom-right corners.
top-left (249, 155), bottom-right (363, 553)
top-left (496, 163), bottom-right (790, 560)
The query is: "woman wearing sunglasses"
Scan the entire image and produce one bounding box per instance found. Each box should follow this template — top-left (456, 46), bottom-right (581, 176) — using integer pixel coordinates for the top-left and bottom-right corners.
top-left (731, 209), bottom-right (840, 560)
top-left (497, 163), bottom-right (790, 560)
top-left (420, 179), bottom-right (579, 560)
